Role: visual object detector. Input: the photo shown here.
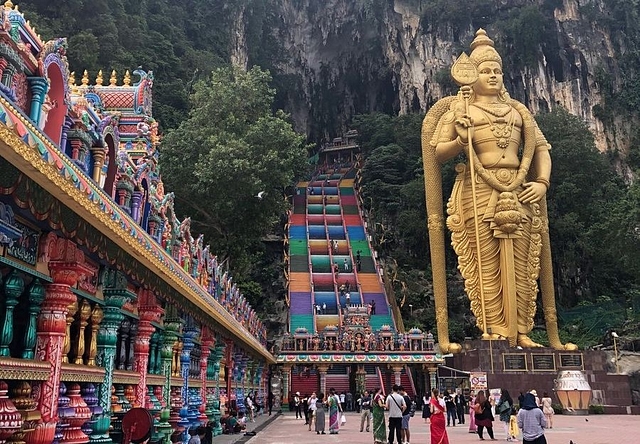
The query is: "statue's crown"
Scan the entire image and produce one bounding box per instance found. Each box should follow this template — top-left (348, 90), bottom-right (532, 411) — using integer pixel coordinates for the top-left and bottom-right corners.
top-left (469, 29), bottom-right (502, 67)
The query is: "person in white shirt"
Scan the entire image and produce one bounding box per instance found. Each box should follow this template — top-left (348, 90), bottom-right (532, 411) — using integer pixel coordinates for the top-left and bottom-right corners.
top-left (308, 392), bottom-right (318, 431)
top-left (385, 384), bottom-right (406, 444)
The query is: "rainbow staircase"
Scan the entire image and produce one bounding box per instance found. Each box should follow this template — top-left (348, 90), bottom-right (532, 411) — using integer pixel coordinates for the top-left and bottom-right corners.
top-left (287, 166), bottom-right (395, 334)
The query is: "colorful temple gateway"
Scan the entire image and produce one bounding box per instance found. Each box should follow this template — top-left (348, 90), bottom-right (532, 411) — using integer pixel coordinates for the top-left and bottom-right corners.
top-left (279, 134), bottom-right (444, 403)
top-left (0, 2), bottom-right (272, 444)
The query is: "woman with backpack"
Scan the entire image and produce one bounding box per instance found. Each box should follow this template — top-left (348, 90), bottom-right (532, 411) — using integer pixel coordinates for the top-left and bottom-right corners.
top-left (496, 389), bottom-right (514, 441)
top-left (473, 390), bottom-right (495, 440)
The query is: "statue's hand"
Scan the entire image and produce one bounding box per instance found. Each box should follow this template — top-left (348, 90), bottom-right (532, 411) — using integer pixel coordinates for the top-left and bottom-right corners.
top-left (519, 182), bottom-right (547, 203)
top-left (454, 114), bottom-right (474, 143)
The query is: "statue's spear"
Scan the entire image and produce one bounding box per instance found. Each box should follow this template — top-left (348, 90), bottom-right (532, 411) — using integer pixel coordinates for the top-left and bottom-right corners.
top-left (450, 53), bottom-right (489, 339)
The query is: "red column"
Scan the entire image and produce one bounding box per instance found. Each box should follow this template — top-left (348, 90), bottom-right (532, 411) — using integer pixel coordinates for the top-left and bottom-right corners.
top-left (199, 327), bottom-right (214, 423)
top-left (30, 236), bottom-right (92, 444)
top-left (133, 289), bottom-right (164, 406)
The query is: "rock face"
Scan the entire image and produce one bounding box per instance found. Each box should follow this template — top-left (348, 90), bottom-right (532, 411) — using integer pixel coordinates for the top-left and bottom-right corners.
top-left (231, 0), bottom-right (631, 162)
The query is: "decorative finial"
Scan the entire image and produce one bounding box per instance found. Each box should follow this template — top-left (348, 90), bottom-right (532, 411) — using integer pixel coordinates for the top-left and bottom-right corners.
top-left (109, 70), bottom-right (117, 86)
top-left (4, 1), bottom-right (13, 9)
top-left (81, 70), bottom-right (89, 86)
top-left (95, 70), bottom-right (103, 86)
top-left (123, 70), bottom-right (131, 86)
top-left (69, 71), bottom-right (76, 86)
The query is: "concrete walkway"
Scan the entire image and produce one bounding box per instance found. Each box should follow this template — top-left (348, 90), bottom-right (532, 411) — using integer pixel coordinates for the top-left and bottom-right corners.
top-left (219, 411), bottom-right (640, 444)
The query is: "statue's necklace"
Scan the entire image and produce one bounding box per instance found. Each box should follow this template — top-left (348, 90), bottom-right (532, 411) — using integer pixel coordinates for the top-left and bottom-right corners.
top-left (474, 103), bottom-right (515, 150)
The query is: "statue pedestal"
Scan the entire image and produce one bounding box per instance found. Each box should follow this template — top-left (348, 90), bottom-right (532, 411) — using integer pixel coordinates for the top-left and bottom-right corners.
top-left (448, 340), bottom-right (636, 414)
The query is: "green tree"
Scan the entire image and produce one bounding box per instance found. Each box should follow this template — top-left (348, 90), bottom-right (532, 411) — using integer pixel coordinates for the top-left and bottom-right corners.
top-left (160, 66), bottom-right (309, 278)
top-left (535, 107), bottom-right (640, 332)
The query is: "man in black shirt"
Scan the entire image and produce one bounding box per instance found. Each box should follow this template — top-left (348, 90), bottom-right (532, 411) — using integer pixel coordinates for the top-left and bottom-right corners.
top-left (444, 390), bottom-right (457, 426)
top-left (359, 390), bottom-right (372, 432)
top-left (454, 389), bottom-right (467, 425)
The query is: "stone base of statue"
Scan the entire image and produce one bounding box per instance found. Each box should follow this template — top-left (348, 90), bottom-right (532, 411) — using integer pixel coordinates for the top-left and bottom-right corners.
top-left (447, 339), bottom-right (639, 414)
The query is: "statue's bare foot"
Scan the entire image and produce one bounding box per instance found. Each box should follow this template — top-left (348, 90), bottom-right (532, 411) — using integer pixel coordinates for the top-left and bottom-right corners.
top-left (517, 334), bottom-right (543, 348)
top-left (440, 342), bottom-right (463, 354)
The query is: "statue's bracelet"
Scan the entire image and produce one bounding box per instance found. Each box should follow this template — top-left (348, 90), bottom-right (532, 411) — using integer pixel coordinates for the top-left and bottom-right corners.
top-left (456, 136), bottom-right (467, 147)
top-left (535, 177), bottom-right (550, 189)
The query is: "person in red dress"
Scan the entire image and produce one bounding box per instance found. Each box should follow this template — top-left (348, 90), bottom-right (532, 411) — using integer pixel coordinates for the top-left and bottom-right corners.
top-left (429, 388), bottom-right (450, 444)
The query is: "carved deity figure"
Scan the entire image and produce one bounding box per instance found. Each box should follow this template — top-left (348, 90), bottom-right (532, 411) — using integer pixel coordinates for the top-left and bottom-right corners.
top-left (423, 29), bottom-right (577, 352)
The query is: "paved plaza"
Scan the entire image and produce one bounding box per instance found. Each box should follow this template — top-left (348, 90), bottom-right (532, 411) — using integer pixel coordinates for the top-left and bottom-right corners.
top-left (217, 411), bottom-right (639, 444)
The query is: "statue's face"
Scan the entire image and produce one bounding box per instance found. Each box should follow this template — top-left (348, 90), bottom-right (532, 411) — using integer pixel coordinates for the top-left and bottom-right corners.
top-left (474, 61), bottom-right (503, 96)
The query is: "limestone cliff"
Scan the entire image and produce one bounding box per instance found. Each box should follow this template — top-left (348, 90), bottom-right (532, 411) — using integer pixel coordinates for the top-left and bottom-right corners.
top-left (231, 0), bottom-right (634, 176)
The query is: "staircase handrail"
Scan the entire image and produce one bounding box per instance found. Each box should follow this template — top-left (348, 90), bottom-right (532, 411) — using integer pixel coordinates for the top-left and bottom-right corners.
top-left (336, 172), bottom-right (361, 303)
top-left (380, 263), bottom-right (404, 333)
top-left (376, 366), bottom-right (386, 396)
top-left (406, 365), bottom-right (417, 399)
top-left (351, 170), bottom-right (399, 332)
top-left (306, 210), bottom-right (317, 334)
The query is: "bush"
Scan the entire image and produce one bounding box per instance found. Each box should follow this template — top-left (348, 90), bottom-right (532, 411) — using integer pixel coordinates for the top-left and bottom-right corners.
top-left (588, 404), bottom-right (605, 414)
top-left (552, 403), bottom-right (563, 414)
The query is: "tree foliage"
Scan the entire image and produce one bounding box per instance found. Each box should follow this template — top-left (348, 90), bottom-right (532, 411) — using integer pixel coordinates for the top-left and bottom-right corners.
top-left (160, 66), bottom-right (309, 279)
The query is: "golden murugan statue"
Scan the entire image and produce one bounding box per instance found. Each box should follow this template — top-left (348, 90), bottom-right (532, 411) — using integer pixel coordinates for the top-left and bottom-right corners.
top-left (422, 29), bottom-right (577, 353)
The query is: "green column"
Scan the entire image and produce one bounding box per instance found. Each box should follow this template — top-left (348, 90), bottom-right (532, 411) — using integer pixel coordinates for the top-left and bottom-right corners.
top-left (211, 343), bottom-right (225, 436)
top-left (22, 279), bottom-right (45, 359)
top-left (93, 270), bottom-right (135, 444)
top-left (0, 270), bottom-right (24, 356)
top-left (157, 319), bottom-right (181, 444)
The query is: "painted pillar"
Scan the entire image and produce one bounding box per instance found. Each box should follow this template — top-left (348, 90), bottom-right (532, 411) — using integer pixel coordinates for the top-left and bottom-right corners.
top-left (133, 289), bottom-right (163, 407)
top-left (91, 148), bottom-right (106, 183)
top-left (282, 365), bottom-right (293, 408)
top-left (224, 340), bottom-right (234, 406)
top-left (130, 191), bottom-right (144, 225)
top-left (93, 271), bottom-right (135, 444)
top-left (157, 320), bottom-right (180, 443)
top-left (180, 325), bottom-right (198, 444)
top-left (199, 329), bottom-right (214, 425)
top-left (22, 279), bottom-right (45, 359)
top-left (211, 342), bottom-right (225, 436)
top-left (0, 270), bottom-right (24, 356)
top-left (60, 116), bottom-right (74, 154)
top-left (27, 77), bottom-right (48, 124)
top-left (29, 238), bottom-right (91, 444)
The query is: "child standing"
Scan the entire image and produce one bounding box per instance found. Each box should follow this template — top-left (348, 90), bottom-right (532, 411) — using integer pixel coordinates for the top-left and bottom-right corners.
top-left (509, 411), bottom-right (520, 441)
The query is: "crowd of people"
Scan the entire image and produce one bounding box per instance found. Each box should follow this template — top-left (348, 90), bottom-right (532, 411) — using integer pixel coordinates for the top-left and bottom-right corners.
top-left (287, 385), bottom-right (551, 444)
top-left (428, 387), bottom-right (550, 444)
top-left (290, 385), bottom-right (416, 443)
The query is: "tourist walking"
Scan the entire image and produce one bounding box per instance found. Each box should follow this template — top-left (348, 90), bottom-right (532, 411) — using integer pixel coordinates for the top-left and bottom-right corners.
top-left (473, 390), bottom-right (495, 440)
top-left (422, 392), bottom-right (431, 424)
top-left (359, 390), bottom-right (371, 432)
top-left (540, 392), bottom-right (554, 429)
top-left (328, 387), bottom-right (343, 434)
top-left (302, 393), bottom-right (309, 425)
top-left (308, 392), bottom-right (317, 431)
top-left (372, 387), bottom-right (387, 444)
top-left (385, 384), bottom-right (406, 444)
top-left (315, 393), bottom-right (326, 435)
top-left (468, 392), bottom-right (477, 433)
top-left (444, 390), bottom-right (456, 426)
top-left (400, 386), bottom-right (413, 444)
top-left (517, 393), bottom-right (547, 444)
top-left (429, 388), bottom-right (449, 444)
top-left (496, 389), bottom-right (514, 440)
top-left (294, 391), bottom-right (302, 419)
top-left (454, 389), bottom-right (466, 424)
